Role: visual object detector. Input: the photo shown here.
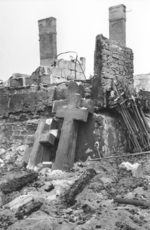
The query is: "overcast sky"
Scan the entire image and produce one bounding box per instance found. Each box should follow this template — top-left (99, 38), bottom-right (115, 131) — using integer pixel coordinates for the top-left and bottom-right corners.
top-left (0, 0), bottom-right (150, 81)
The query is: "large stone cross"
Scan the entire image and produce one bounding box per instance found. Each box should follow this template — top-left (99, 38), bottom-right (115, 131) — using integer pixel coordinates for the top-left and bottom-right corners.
top-left (52, 81), bottom-right (94, 170)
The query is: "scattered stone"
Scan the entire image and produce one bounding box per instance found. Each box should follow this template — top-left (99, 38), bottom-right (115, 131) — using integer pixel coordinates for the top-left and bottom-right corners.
top-left (44, 183), bottom-right (54, 192)
top-left (120, 162), bottom-right (143, 178)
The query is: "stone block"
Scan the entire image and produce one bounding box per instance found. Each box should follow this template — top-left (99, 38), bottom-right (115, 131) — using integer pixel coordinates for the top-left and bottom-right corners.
top-left (51, 68), bottom-right (62, 78)
top-left (41, 75), bottom-right (51, 85)
top-left (10, 73), bottom-right (31, 87)
top-left (57, 59), bottom-right (69, 69)
top-left (101, 49), bottom-right (112, 56)
top-left (61, 69), bottom-right (71, 79)
top-left (9, 78), bottom-right (23, 87)
top-left (67, 71), bottom-right (75, 80)
top-left (102, 66), bottom-right (109, 73)
top-left (103, 73), bottom-right (115, 79)
top-left (68, 61), bottom-right (75, 70)
top-left (26, 135), bottom-right (34, 145)
top-left (76, 73), bottom-right (85, 80)
top-left (67, 71), bottom-right (85, 80)
top-left (112, 53), bottom-right (119, 59)
top-left (80, 57), bottom-right (86, 72)
top-left (74, 63), bottom-right (82, 73)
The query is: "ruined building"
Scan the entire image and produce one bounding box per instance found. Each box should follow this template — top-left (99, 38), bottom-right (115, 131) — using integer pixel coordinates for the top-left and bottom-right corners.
top-left (0, 4), bottom-right (145, 171)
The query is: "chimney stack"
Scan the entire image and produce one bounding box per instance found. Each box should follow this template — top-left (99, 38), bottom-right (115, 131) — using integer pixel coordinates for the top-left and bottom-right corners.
top-left (38, 17), bottom-right (57, 66)
top-left (109, 4), bottom-right (126, 46)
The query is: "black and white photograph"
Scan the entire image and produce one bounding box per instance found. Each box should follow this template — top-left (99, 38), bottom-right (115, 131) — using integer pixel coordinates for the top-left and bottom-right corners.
top-left (0, 0), bottom-right (150, 229)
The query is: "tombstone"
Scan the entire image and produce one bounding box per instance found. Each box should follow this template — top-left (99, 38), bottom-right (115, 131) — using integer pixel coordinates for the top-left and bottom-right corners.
top-left (52, 81), bottom-right (94, 170)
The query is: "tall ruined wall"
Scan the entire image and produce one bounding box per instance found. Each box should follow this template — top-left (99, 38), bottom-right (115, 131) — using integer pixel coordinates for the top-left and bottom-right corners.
top-left (93, 34), bottom-right (134, 108)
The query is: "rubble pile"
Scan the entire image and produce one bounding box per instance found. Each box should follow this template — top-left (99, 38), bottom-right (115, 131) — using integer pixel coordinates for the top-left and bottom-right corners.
top-left (0, 147), bottom-right (150, 229)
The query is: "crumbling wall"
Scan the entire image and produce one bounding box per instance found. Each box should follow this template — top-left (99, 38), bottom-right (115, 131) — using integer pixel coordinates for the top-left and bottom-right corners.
top-left (0, 80), bottom-right (126, 159)
top-left (7, 58), bottom-right (86, 88)
top-left (0, 120), bottom-right (38, 148)
top-left (93, 34), bottom-right (134, 108)
top-left (31, 58), bottom-right (86, 85)
top-left (0, 86), bottom-right (55, 119)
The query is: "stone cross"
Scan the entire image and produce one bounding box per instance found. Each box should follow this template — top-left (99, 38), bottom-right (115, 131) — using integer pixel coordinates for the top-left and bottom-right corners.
top-left (52, 81), bottom-right (94, 170)
top-left (26, 118), bottom-right (59, 170)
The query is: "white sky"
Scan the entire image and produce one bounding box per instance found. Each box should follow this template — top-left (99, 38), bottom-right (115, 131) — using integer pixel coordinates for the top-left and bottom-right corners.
top-left (0, 0), bottom-right (150, 80)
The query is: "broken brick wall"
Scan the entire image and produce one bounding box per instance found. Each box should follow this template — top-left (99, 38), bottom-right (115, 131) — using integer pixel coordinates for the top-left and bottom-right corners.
top-left (0, 81), bottom-right (126, 160)
top-left (93, 34), bottom-right (134, 108)
top-left (0, 82), bottom-right (90, 150)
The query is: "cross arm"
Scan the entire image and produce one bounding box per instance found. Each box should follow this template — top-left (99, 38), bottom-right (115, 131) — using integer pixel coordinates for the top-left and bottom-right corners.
top-left (52, 99), bottom-right (67, 113)
top-left (56, 107), bottom-right (88, 122)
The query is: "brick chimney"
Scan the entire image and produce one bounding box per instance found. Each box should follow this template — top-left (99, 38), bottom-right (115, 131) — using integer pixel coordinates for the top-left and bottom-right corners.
top-left (38, 17), bottom-right (57, 66)
top-left (109, 4), bottom-right (126, 46)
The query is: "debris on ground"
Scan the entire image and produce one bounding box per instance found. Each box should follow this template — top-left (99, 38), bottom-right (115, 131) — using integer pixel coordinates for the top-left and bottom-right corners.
top-left (1, 146), bottom-right (150, 230)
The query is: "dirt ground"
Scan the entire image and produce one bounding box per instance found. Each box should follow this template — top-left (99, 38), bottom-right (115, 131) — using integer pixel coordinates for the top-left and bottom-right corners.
top-left (1, 149), bottom-right (150, 230)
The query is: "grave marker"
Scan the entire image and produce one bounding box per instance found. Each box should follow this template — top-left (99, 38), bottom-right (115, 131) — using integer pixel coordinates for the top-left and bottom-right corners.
top-left (52, 81), bottom-right (94, 170)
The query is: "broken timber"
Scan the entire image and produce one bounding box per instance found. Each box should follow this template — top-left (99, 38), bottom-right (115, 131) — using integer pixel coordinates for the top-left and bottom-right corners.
top-left (114, 197), bottom-right (150, 208)
top-left (52, 81), bottom-right (94, 170)
top-left (0, 171), bottom-right (38, 194)
top-left (27, 118), bottom-right (59, 170)
top-left (61, 168), bottom-right (97, 205)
